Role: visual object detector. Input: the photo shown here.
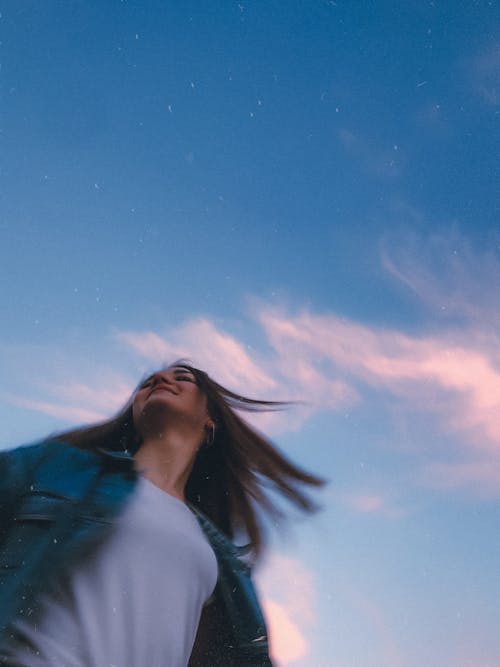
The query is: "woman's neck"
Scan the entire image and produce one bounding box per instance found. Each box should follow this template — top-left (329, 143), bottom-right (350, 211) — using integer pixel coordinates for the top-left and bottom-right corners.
top-left (133, 432), bottom-right (198, 502)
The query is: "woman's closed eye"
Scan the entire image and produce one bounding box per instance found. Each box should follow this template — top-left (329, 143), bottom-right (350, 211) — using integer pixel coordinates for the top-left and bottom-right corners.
top-left (175, 374), bottom-right (196, 383)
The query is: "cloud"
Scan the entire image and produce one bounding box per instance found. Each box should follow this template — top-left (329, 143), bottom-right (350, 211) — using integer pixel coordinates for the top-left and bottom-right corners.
top-left (346, 493), bottom-right (385, 513)
top-left (258, 306), bottom-right (500, 448)
top-left (258, 553), bottom-right (317, 623)
top-left (6, 295), bottom-right (500, 495)
top-left (0, 363), bottom-right (135, 431)
top-left (116, 318), bottom-right (278, 395)
top-left (334, 490), bottom-right (411, 518)
top-left (257, 553), bottom-right (318, 665)
top-left (342, 492), bottom-right (387, 514)
top-left (39, 378), bottom-right (133, 413)
top-left (1, 394), bottom-right (106, 424)
top-left (116, 317), bottom-right (356, 435)
top-left (263, 599), bottom-right (308, 665)
top-left (380, 230), bottom-right (500, 330)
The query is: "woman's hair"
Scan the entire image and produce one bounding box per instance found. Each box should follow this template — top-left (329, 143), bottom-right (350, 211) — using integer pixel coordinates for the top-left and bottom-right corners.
top-left (54, 362), bottom-right (325, 557)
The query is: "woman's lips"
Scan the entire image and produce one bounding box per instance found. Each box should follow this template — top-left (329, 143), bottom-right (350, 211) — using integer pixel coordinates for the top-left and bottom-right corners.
top-left (148, 385), bottom-right (176, 398)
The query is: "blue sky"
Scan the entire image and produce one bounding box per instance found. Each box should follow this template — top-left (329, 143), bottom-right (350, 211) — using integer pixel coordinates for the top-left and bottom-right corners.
top-left (2, 2), bottom-right (500, 665)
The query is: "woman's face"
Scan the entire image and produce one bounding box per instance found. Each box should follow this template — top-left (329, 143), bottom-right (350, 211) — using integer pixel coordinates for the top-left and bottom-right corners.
top-left (132, 365), bottom-right (211, 438)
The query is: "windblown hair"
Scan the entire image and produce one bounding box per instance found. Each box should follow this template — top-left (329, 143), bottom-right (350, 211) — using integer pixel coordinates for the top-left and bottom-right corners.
top-left (54, 362), bottom-right (325, 557)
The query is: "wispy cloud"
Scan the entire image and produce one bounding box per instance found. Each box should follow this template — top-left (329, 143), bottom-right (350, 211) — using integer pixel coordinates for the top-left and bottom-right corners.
top-left (258, 306), bottom-right (500, 449)
top-left (116, 318), bottom-right (278, 394)
top-left (116, 317), bottom-right (356, 434)
top-left (1, 394), bottom-right (106, 424)
top-left (380, 229), bottom-right (500, 329)
top-left (339, 492), bottom-right (407, 518)
top-left (0, 368), bottom-right (134, 430)
top-left (345, 493), bottom-right (385, 513)
top-left (40, 378), bottom-right (133, 413)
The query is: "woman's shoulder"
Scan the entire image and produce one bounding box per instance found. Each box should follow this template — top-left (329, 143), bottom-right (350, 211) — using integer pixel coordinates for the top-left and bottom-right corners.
top-left (0, 438), bottom-right (100, 476)
top-left (0, 439), bottom-right (66, 500)
top-left (1, 437), bottom-right (68, 462)
top-left (0, 438), bottom-right (50, 472)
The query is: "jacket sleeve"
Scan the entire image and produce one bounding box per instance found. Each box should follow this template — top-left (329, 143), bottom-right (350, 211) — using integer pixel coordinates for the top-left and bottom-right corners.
top-left (0, 441), bottom-right (53, 534)
top-left (0, 448), bottom-right (29, 532)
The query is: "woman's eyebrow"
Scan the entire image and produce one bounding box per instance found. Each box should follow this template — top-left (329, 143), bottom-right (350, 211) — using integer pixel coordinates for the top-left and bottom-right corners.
top-left (139, 368), bottom-right (195, 386)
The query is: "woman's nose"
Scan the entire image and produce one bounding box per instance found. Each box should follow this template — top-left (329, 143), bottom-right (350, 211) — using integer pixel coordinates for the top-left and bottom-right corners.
top-left (152, 372), bottom-right (174, 386)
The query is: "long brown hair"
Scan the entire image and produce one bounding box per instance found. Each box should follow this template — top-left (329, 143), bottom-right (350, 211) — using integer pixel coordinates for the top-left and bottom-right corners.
top-left (54, 362), bottom-right (325, 557)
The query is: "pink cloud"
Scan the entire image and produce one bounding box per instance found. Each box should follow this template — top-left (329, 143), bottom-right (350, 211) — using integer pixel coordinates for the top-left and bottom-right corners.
top-left (116, 318), bottom-right (356, 435)
top-left (0, 372), bottom-right (135, 429)
top-left (258, 307), bottom-right (500, 450)
top-left (40, 378), bottom-right (132, 412)
top-left (14, 296), bottom-right (497, 496)
top-left (256, 553), bottom-right (318, 665)
top-left (258, 553), bottom-right (317, 623)
top-left (339, 492), bottom-right (408, 518)
top-left (263, 599), bottom-right (308, 665)
top-left (115, 330), bottom-right (177, 361)
top-left (2, 394), bottom-right (106, 424)
top-left (344, 493), bottom-right (385, 513)
top-left (380, 230), bottom-right (500, 330)
top-left (117, 318), bottom-right (278, 395)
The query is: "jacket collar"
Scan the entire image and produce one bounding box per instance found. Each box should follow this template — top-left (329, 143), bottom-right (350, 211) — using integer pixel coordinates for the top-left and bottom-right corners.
top-left (96, 447), bottom-right (136, 463)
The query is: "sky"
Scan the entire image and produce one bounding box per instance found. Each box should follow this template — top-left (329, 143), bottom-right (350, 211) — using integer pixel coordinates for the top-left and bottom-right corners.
top-left (1, 1), bottom-right (500, 665)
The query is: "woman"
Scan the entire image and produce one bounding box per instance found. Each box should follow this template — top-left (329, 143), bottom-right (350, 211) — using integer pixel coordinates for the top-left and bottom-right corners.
top-left (0, 362), bottom-right (324, 666)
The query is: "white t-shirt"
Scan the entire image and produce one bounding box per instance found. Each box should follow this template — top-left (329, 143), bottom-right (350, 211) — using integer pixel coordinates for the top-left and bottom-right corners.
top-left (4, 476), bottom-right (218, 667)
